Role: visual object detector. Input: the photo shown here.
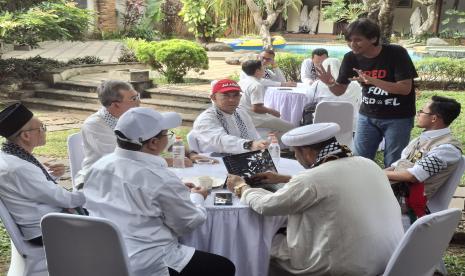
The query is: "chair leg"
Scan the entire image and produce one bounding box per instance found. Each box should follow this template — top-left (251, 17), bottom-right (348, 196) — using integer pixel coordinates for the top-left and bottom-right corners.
top-left (7, 240), bottom-right (25, 276)
top-left (436, 259), bottom-right (447, 276)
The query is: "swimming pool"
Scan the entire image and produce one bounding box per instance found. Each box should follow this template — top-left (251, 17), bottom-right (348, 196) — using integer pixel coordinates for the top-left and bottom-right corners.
top-left (277, 44), bottom-right (423, 61)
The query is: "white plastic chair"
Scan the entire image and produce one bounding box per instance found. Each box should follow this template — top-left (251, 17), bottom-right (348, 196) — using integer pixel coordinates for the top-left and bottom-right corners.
top-left (187, 131), bottom-right (201, 153)
top-left (383, 208), bottom-right (461, 276)
top-left (313, 101), bottom-right (354, 148)
top-left (0, 199), bottom-right (47, 276)
top-left (67, 132), bottom-right (84, 188)
top-left (41, 213), bottom-right (132, 276)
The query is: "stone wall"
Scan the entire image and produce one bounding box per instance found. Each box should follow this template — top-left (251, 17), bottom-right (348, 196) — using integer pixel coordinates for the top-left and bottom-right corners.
top-left (96, 0), bottom-right (118, 32)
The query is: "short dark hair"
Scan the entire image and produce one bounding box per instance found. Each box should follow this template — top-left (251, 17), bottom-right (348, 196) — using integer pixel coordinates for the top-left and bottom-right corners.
top-left (344, 18), bottom-right (380, 46)
top-left (429, 96), bottom-right (461, 126)
top-left (312, 48), bottom-right (328, 57)
top-left (114, 130), bottom-right (164, 151)
top-left (261, 49), bottom-right (275, 56)
top-left (242, 60), bottom-right (263, 76)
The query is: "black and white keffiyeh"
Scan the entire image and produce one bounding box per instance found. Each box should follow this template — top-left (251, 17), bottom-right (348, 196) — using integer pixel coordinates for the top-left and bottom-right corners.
top-left (312, 141), bottom-right (352, 168)
top-left (416, 155), bottom-right (446, 177)
top-left (264, 69), bottom-right (272, 79)
top-left (2, 141), bottom-right (56, 183)
top-left (215, 108), bottom-right (251, 140)
top-left (98, 107), bottom-right (118, 130)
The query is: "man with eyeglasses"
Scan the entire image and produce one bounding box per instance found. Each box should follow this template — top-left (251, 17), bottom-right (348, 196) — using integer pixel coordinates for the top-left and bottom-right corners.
top-left (239, 49), bottom-right (296, 88)
top-left (83, 107), bottom-right (235, 276)
top-left (76, 80), bottom-right (213, 189)
top-left (192, 79), bottom-right (269, 154)
top-left (385, 96), bottom-right (462, 221)
top-left (0, 103), bottom-right (85, 247)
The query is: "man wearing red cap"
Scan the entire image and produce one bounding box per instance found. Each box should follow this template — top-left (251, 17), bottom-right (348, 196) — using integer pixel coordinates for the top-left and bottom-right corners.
top-left (192, 79), bottom-right (269, 154)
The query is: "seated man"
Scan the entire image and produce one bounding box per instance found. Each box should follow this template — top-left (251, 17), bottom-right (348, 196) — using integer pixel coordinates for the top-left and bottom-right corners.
top-left (83, 107), bottom-right (235, 276)
top-left (386, 96), bottom-right (462, 217)
top-left (240, 49), bottom-right (296, 88)
top-left (0, 103), bottom-right (85, 246)
top-left (300, 48), bottom-right (328, 85)
top-left (76, 80), bottom-right (213, 187)
top-left (239, 60), bottom-right (295, 135)
top-left (227, 123), bottom-right (403, 275)
top-left (193, 79), bottom-right (268, 154)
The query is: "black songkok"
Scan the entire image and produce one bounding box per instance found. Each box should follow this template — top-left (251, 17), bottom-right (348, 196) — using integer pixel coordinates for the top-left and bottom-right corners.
top-left (0, 103), bottom-right (33, 138)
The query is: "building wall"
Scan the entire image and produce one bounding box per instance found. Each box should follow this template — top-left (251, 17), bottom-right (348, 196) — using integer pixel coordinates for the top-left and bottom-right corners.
top-left (392, 1), bottom-right (423, 35)
top-left (96, 0), bottom-right (118, 31)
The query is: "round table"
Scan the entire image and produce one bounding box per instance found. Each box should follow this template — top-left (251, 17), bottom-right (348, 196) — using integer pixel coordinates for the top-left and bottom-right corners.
top-left (264, 85), bottom-right (311, 126)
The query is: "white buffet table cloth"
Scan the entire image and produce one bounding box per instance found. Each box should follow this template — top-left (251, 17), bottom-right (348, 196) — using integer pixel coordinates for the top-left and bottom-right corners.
top-left (173, 158), bottom-right (304, 276)
top-left (264, 85), bottom-right (311, 126)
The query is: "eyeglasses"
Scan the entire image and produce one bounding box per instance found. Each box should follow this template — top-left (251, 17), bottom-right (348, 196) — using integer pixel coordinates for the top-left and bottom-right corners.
top-left (261, 57), bottom-right (273, 61)
top-left (158, 130), bottom-right (175, 139)
top-left (17, 123), bottom-right (47, 136)
top-left (416, 110), bottom-right (434, 116)
top-left (114, 93), bottom-right (140, 103)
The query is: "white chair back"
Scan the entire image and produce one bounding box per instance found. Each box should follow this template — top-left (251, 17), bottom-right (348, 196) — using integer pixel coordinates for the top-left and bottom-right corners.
top-left (383, 208), bottom-right (461, 276)
top-left (41, 213), bottom-right (132, 276)
top-left (0, 199), bottom-right (47, 276)
top-left (313, 101), bottom-right (354, 147)
top-left (187, 131), bottom-right (201, 153)
top-left (428, 156), bottom-right (465, 213)
top-left (67, 132), bottom-right (84, 187)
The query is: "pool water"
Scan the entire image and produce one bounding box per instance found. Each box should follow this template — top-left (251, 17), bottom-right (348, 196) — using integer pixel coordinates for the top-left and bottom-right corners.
top-left (278, 44), bottom-right (423, 61)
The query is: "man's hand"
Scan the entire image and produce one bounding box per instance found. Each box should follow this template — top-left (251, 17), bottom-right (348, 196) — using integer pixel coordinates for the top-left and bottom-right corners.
top-left (281, 82), bottom-right (297, 87)
top-left (226, 174), bottom-right (246, 192)
top-left (44, 162), bottom-right (65, 178)
top-left (350, 68), bottom-right (374, 85)
top-left (269, 109), bottom-right (280, 118)
top-left (251, 171), bottom-right (291, 184)
top-left (184, 182), bottom-right (195, 189)
top-left (251, 140), bottom-right (269, 151)
top-left (191, 186), bottom-right (208, 199)
top-left (189, 153), bottom-right (219, 164)
top-left (315, 64), bottom-right (335, 86)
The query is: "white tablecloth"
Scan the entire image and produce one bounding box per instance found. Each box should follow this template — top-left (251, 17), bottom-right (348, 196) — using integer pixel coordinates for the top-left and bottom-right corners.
top-left (264, 85), bottom-right (310, 126)
top-left (173, 158), bottom-right (304, 276)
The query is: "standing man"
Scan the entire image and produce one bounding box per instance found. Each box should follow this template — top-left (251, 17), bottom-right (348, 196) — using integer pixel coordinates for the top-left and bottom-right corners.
top-left (240, 49), bottom-right (296, 88)
top-left (0, 103), bottom-right (85, 246)
top-left (84, 107), bottom-right (235, 276)
top-left (227, 123), bottom-right (403, 275)
top-left (317, 18), bottom-right (418, 167)
top-left (300, 48), bottom-right (328, 85)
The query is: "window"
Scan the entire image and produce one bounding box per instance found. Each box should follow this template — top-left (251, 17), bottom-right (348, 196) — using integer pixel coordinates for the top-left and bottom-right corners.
top-left (397, 0), bottom-right (413, 8)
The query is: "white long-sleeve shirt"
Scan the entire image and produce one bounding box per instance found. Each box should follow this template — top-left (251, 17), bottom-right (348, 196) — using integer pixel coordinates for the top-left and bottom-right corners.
top-left (84, 148), bottom-right (206, 276)
top-left (240, 68), bottom-right (286, 88)
top-left (242, 156), bottom-right (403, 275)
top-left (300, 58), bottom-right (318, 85)
top-left (192, 106), bottom-right (261, 154)
top-left (0, 152), bottom-right (85, 240)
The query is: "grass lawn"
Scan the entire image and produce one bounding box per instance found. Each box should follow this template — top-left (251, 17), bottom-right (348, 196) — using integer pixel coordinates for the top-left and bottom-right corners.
top-left (0, 90), bottom-right (464, 274)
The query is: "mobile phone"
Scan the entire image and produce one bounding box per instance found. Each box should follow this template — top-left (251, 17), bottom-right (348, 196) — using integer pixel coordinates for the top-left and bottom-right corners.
top-left (214, 193), bottom-right (233, 206)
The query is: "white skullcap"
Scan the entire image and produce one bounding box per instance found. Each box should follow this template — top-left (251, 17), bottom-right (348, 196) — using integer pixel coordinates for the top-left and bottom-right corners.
top-left (281, 123), bottom-right (340, 147)
top-left (115, 107), bottom-right (181, 145)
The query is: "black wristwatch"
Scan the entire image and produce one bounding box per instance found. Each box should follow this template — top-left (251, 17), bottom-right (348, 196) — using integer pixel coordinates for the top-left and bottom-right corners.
top-left (243, 140), bottom-right (253, 150)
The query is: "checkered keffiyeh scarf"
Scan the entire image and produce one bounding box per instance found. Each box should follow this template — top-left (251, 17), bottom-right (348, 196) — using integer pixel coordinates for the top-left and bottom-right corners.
top-left (98, 107), bottom-right (118, 130)
top-left (312, 141), bottom-right (352, 168)
top-left (2, 141), bottom-right (56, 183)
top-left (215, 108), bottom-right (251, 140)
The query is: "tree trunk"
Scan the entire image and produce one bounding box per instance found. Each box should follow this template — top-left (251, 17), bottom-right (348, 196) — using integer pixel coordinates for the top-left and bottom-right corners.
top-left (363, 0), bottom-right (381, 23)
top-left (378, 0), bottom-right (396, 44)
top-left (413, 0), bottom-right (437, 38)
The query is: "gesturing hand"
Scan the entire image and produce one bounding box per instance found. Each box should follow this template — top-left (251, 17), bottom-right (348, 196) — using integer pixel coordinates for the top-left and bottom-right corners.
top-left (315, 64), bottom-right (335, 85)
top-left (350, 68), bottom-right (374, 85)
top-left (44, 162), bottom-right (65, 178)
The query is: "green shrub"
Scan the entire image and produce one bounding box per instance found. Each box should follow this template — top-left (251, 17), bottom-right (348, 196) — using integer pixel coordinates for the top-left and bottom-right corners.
top-left (131, 39), bottom-right (209, 83)
top-left (66, 56), bottom-right (103, 66)
top-left (0, 56), bottom-right (66, 81)
top-left (275, 53), bottom-right (305, 82)
top-left (414, 57), bottom-right (465, 89)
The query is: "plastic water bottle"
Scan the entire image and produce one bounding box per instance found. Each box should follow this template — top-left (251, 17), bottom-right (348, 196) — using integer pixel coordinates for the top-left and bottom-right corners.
top-left (268, 133), bottom-right (280, 164)
top-left (172, 136), bottom-right (185, 169)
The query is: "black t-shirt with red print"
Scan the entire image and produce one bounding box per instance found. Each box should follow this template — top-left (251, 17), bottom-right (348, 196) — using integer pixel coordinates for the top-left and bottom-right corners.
top-left (337, 44), bottom-right (418, 119)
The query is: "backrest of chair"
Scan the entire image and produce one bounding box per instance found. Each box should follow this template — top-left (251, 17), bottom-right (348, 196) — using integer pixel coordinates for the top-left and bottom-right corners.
top-left (428, 156), bottom-right (465, 213)
top-left (67, 132), bottom-right (84, 186)
top-left (187, 131), bottom-right (200, 153)
top-left (0, 198), bottom-right (27, 256)
top-left (313, 101), bottom-right (354, 146)
top-left (41, 213), bottom-right (131, 276)
top-left (383, 208), bottom-right (461, 276)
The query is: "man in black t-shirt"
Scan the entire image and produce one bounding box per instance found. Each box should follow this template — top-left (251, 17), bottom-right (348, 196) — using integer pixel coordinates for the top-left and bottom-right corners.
top-left (317, 19), bottom-right (417, 167)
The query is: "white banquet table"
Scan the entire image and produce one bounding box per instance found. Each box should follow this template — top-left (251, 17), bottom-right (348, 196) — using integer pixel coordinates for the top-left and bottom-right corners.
top-left (264, 85), bottom-right (310, 127)
top-left (172, 158), bottom-right (304, 276)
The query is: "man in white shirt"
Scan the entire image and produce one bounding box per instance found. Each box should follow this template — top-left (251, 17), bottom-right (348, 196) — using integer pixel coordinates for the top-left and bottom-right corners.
top-left (76, 80), bottom-right (212, 188)
top-left (240, 49), bottom-right (296, 88)
top-left (386, 96), bottom-right (462, 219)
top-left (0, 103), bottom-right (85, 246)
top-left (300, 48), bottom-right (328, 85)
top-left (239, 60), bottom-right (295, 135)
top-left (193, 79), bottom-right (268, 154)
top-left (227, 123), bottom-right (403, 275)
top-left (84, 107), bottom-right (235, 276)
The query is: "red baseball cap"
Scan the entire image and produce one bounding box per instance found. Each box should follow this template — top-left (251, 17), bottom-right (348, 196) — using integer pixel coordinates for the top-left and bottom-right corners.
top-left (212, 79), bottom-right (241, 94)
